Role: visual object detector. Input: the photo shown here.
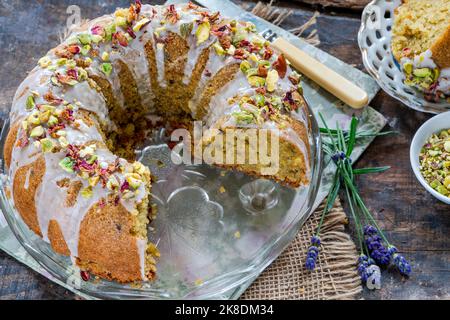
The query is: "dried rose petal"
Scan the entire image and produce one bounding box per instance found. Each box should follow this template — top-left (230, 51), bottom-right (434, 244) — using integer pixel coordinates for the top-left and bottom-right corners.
top-left (80, 271), bottom-right (90, 281)
top-left (263, 47), bottom-right (273, 60)
top-left (120, 181), bottom-right (130, 193)
top-left (44, 92), bottom-right (63, 105)
top-left (126, 26), bottom-right (136, 39)
top-left (272, 54), bottom-right (287, 79)
top-left (67, 44), bottom-right (80, 55)
top-left (165, 4), bottom-right (180, 24)
top-left (91, 25), bottom-right (105, 36)
top-left (113, 32), bottom-right (129, 47)
top-left (67, 69), bottom-right (78, 80)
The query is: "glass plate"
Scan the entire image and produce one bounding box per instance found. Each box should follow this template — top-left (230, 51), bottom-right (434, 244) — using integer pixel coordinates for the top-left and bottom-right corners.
top-left (0, 100), bottom-right (322, 299)
top-left (358, 0), bottom-right (450, 114)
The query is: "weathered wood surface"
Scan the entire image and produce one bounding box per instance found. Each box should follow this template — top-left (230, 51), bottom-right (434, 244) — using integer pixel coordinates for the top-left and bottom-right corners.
top-left (0, 0), bottom-right (448, 300)
top-left (293, 0), bottom-right (370, 11)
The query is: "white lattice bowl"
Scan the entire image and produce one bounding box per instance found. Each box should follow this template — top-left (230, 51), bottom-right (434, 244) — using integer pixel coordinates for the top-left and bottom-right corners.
top-left (358, 0), bottom-right (450, 114)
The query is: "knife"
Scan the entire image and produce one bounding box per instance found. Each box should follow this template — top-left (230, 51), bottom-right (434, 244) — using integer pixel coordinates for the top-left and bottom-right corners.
top-left (186, 0), bottom-right (369, 109)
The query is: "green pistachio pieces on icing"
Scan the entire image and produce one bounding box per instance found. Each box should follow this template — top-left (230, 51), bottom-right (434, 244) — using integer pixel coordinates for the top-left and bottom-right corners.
top-left (254, 94), bottom-right (265, 107)
top-left (26, 96), bottom-right (35, 110)
top-left (126, 173), bottom-right (142, 189)
top-left (40, 138), bottom-right (53, 153)
top-left (403, 62), bottom-right (413, 74)
top-left (232, 111), bottom-right (254, 124)
top-left (58, 136), bottom-right (69, 148)
top-left (413, 68), bottom-right (432, 78)
top-left (196, 21), bottom-right (210, 45)
top-left (115, 16), bottom-right (128, 27)
top-left (101, 51), bottom-right (110, 62)
top-left (213, 42), bottom-right (225, 55)
top-left (38, 56), bottom-right (51, 68)
top-left (105, 23), bottom-right (117, 41)
top-left (266, 69), bottom-right (279, 92)
top-left (48, 115), bottom-right (58, 126)
top-left (101, 63), bottom-right (113, 77)
top-left (30, 126), bottom-right (44, 138)
top-left (180, 22), bottom-right (194, 38)
top-left (106, 175), bottom-right (120, 191)
top-left (59, 157), bottom-right (75, 173)
top-left (77, 33), bottom-right (92, 45)
top-left (81, 186), bottom-right (93, 199)
top-left (240, 60), bottom-right (251, 74)
top-left (248, 76), bottom-right (265, 88)
top-left (80, 45), bottom-right (91, 56)
top-left (133, 18), bottom-right (150, 32)
top-left (88, 176), bottom-right (100, 187)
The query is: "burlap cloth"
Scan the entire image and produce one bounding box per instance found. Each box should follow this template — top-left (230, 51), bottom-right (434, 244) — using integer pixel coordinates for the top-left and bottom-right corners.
top-left (240, 2), bottom-right (362, 300)
top-left (241, 198), bottom-right (361, 300)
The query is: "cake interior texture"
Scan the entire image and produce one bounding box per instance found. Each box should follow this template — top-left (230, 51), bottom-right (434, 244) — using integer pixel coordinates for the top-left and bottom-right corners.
top-left (4, 2), bottom-right (311, 283)
top-left (392, 0), bottom-right (450, 68)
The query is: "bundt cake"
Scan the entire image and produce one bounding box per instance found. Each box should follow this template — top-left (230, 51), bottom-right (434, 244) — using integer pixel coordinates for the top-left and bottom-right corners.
top-left (3, 1), bottom-right (311, 283)
top-left (391, 0), bottom-right (450, 100)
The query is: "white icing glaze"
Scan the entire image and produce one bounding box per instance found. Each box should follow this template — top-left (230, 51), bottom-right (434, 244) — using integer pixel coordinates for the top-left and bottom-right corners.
top-left (7, 2), bottom-right (311, 281)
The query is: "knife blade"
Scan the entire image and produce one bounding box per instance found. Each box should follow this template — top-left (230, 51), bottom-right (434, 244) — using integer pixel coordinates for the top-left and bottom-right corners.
top-left (188, 0), bottom-right (369, 109)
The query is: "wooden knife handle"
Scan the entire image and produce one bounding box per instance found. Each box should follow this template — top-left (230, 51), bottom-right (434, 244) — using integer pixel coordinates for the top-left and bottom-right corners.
top-left (271, 37), bottom-right (369, 109)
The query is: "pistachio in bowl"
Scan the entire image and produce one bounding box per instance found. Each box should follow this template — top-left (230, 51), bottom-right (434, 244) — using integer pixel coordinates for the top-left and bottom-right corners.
top-left (411, 111), bottom-right (450, 204)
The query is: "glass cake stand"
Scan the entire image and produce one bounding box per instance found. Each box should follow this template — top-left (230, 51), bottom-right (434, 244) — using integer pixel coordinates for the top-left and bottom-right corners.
top-left (0, 101), bottom-right (322, 299)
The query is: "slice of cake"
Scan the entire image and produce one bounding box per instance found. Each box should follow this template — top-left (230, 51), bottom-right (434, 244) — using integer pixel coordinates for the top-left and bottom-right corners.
top-left (391, 0), bottom-right (450, 99)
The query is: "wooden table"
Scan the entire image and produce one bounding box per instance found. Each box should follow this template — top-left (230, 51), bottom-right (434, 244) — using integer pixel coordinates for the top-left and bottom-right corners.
top-left (0, 0), bottom-right (448, 300)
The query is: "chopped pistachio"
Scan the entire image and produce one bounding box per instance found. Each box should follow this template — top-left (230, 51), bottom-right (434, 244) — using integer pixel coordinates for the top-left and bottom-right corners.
top-left (59, 157), bottom-right (75, 173)
top-left (101, 51), bottom-right (110, 62)
top-left (266, 69), bottom-right (279, 92)
top-left (247, 76), bottom-right (265, 87)
top-left (227, 45), bottom-right (236, 56)
top-left (101, 63), bottom-right (113, 77)
top-left (26, 95), bottom-right (35, 111)
top-left (40, 138), bottom-right (53, 153)
top-left (91, 34), bottom-right (103, 44)
top-left (232, 111), bottom-right (254, 124)
top-left (212, 42), bottom-right (225, 55)
top-left (58, 136), bottom-right (69, 148)
top-left (80, 44), bottom-right (91, 56)
top-left (403, 62), bottom-right (413, 74)
top-left (38, 56), bottom-right (52, 68)
top-left (413, 68), bottom-right (432, 78)
top-left (445, 141), bottom-right (450, 153)
top-left (30, 126), bottom-right (44, 138)
top-left (196, 21), bottom-right (210, 45)
top-left (39, 110), bottom-right (51, 123)
top-left (106, 175), bottom-right (119, 190)
top-left (125, 173), bottom-right (142, 189)
top-left (180, 22), bottom-right (194, 38)
top-left (240, 60), bottom-right (251, 74)
top-left (115, 16), bottom-right (128, 27)
top-left (81, 186), bottom-right (93, 199)
top-left (28, 112), bottom-right (40, 125)
top-left (78, 33), bottom-right (92, 45)
top-left (88, 176), bottom-right (100, 187)
top-left (133, 17), bottom-right (151, 32)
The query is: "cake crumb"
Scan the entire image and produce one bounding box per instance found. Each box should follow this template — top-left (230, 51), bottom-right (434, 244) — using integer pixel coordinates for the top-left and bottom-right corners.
top-left (219, 186), bottom-right (226, 193)
top-left (234, 231), bottom-right (241, 239)
top-left (220, 171), bottom-right (226, 177)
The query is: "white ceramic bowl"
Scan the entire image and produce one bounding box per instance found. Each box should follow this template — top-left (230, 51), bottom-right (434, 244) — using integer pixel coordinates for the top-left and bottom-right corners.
top-left (410, 111), bottom-right (450, 204)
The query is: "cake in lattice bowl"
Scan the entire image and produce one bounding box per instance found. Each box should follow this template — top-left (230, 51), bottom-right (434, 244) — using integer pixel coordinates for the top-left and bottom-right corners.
top-left (359, 0), bottom-right (450, 113)
top-left (0, 1), bottom-right (322, 299)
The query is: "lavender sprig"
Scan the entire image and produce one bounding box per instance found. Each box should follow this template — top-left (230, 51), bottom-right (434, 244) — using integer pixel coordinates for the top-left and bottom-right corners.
top-left (307, 113), bottom-right (411, 290)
